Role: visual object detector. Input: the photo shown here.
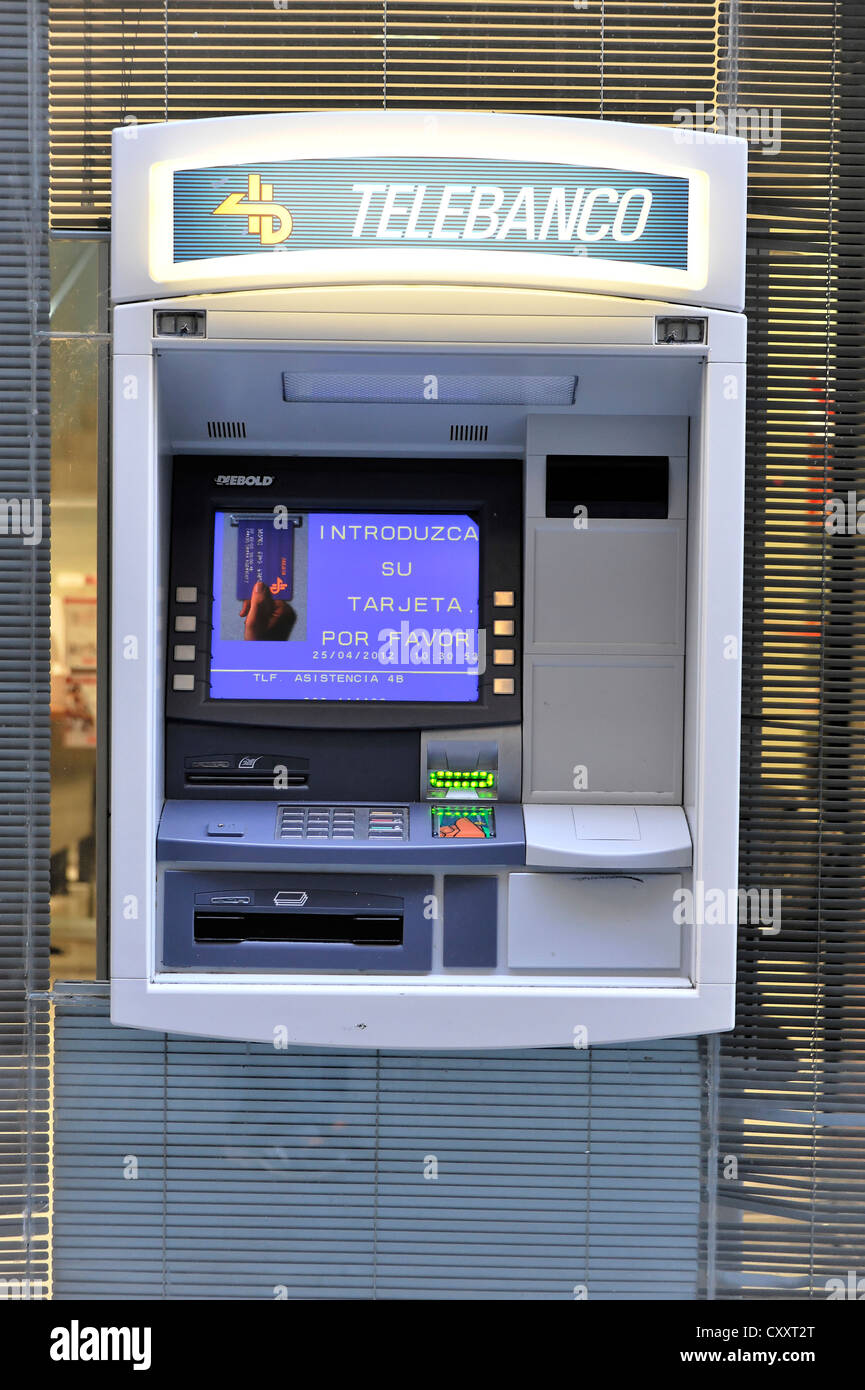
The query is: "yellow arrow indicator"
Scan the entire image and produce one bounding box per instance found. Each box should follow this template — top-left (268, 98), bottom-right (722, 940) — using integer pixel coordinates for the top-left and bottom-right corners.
top-left (212, 174), bottom-right (293, 245)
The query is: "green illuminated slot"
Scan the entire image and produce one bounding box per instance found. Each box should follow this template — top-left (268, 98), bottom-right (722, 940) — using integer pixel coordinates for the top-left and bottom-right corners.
top-left (428, 772), bottom-right (496, 790)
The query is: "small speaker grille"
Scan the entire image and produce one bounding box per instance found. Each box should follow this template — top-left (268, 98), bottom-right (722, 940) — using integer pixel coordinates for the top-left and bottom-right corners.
top-left (207, 420), bottom-right (247, 439)
top-left (449, 423), bottom-right (489, 442)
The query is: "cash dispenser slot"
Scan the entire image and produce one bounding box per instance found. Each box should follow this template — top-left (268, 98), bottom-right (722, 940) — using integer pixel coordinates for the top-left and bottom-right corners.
top-left (194, 909), bottom-right (403, 946)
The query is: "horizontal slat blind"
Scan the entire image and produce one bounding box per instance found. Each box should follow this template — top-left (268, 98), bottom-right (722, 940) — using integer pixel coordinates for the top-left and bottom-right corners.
top-left (53, 1003), bottom-right (700, 1300)
top-left (0, 0), bottom-right (51, 1298)
top-left (383, 1), bottom-right (718, 116)
top-left (49, 1), bottom-right (719, 227)
top-left (716, 0), bottom-right (865, 1298)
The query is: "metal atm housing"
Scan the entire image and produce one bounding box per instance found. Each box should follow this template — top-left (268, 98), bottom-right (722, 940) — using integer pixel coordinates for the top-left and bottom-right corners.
top-left (110, 111), bottom-right (746, 1047)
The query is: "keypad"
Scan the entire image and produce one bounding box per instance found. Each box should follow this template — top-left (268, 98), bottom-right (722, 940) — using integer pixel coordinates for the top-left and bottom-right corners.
top-left (276, 806), bottom-right (409, 842)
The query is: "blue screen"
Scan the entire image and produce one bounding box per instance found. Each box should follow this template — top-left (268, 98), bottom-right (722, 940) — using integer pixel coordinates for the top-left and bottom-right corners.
top-left (209, 510), bottom-right (481, 702)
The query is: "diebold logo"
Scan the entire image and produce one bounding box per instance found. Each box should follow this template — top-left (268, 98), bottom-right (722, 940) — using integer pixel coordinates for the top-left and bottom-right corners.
top-left (212, 173), bottom-right (293, 245)
top-left (214, 475), bottom-right (273, 486)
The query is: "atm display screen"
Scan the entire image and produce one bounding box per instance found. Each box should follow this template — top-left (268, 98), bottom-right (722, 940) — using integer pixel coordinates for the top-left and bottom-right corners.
top-left (209, 510), bottom-right (481, 702)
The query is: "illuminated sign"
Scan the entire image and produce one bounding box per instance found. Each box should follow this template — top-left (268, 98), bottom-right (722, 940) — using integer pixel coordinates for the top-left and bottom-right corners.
top-left (173, 156), bottom-right (689, 270)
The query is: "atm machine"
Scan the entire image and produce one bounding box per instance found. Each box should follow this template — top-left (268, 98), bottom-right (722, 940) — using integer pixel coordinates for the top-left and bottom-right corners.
top-left (110, 110), bottom-right (746, 1047)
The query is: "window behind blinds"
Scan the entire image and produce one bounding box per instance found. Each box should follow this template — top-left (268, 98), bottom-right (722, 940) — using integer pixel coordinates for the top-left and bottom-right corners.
top-left (1, 0), bottom-right (51, 1300)
top-left (52, 1002), bottom-right (702, 1301)
top-left (713, 0), bottom-right (865, 1300)
top-left (48, 0), bottom-right (720, 228)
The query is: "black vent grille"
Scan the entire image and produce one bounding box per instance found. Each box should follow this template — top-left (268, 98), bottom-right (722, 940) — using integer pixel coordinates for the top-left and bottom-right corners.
top-left (449, 424), bottom-right (488, 442)
top-left (207, 420), bottom-right (247, 440)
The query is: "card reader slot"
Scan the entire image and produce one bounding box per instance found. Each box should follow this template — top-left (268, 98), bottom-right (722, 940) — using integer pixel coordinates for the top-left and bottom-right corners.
top-left (185, 771), bottom-right (309, 788)
top-left (193, 910), bottom-right (403, 946)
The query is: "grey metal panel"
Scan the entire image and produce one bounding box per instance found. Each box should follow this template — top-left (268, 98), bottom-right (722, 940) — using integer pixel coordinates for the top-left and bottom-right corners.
top-left (524, 804), bottom-right (692, 870)
top-left (156, 798), bottom-right (527, 866)
top-left (529, 522), bottom-right (687, 652)
top-left (0, 0), bottom-right (51, 1297)
top-left (524, 414), bottom-right (690, 519)
top-left (507, 873), bottom-right (683, 972)
top-left (522, 417), bottom-right (689, 811)
top-left (52, 999), bottom-right (700, 1300)
top-left (525, 655), bottom-right (684, 803)
top-left (154, 350), bottom-right (704, 456)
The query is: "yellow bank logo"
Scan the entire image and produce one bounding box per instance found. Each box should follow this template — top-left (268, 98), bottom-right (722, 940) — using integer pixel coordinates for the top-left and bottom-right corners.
top-left (212, 173), bottom-right (293, 245)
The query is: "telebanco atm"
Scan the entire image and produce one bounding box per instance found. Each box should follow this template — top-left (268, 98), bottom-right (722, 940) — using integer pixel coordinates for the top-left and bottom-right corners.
top-left (110, 110), bottom-right (746, 1047)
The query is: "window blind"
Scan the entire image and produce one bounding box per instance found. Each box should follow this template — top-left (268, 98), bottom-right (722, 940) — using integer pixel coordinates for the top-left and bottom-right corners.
top-left (53, 1001), bottom-right (701, 1300)
top-left (714, 0), bottom-right (865, 1299)
top-left (0, 0), bottom-right (51, 1300)
top-left (48, 0), bottom-right (720, 228)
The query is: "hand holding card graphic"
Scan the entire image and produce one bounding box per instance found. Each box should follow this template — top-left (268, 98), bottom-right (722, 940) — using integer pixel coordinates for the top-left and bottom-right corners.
top-left (240, 580), bottom-right (297, 640)
top-left (438, 816), bottom-right (487, 838)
